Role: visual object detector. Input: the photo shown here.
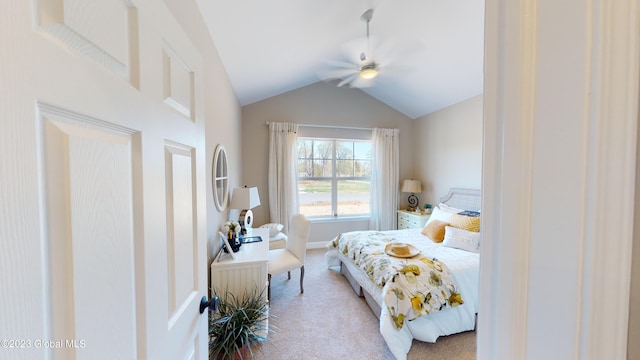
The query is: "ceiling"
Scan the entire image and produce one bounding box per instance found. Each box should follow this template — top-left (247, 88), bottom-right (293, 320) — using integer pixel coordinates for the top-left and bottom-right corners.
top-left (195, 0), bottom-right (485, 119)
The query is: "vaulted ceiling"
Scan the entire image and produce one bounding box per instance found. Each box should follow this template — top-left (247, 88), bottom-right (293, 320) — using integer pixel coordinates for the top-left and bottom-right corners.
top-left (195, 0), bottom-right (485, 119)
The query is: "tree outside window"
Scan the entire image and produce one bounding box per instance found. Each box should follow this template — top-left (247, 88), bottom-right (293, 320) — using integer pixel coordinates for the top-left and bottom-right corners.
top-left (297, 138), bottom-right (371, 218)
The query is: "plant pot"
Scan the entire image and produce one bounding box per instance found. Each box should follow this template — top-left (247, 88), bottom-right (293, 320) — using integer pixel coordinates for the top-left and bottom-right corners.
top-left (214, 345), bottom-right (251, 360)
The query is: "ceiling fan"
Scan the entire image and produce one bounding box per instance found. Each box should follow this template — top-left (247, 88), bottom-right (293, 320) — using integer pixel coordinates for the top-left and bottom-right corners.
top-left (320, 9), bottom-right (388, 89)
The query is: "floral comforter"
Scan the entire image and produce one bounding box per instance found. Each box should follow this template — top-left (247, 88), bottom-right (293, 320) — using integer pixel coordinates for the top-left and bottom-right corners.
top-left (329, 231), bottom-right (464, 329)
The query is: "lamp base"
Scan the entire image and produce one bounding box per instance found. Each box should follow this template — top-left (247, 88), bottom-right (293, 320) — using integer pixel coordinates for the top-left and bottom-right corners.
top-left (238, 209), bottom-right (254, 235)
top-left (407, 194), bottom-right (419, 211)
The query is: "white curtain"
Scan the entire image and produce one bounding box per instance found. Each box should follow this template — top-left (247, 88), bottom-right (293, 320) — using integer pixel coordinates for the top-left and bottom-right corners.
top-left (268, 122), bottom-right (299, 233)
top-left (369, 128), bottom-right (399, 230)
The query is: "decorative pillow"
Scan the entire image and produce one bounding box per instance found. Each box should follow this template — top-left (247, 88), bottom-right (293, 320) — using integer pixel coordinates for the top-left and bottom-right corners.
top-left (443, 226), bottom-right (481, 253)
top-left (421, 219), bottom-right (449, 243)
top-left (449, 213), bottom-right (481, 232)
top-left (259, 223), bottom-right (284, 236)
top-left (438, 203), bottom-right (465, 214)
top-left (458, 210), bottom-right (481, 217)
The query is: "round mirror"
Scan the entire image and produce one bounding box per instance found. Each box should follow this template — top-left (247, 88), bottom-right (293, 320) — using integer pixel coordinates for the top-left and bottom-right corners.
top-left (212, 144), bottom-right (229, 211)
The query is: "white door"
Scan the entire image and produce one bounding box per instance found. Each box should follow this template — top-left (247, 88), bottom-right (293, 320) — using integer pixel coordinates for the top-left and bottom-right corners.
top-left (0, 1), bottom-right (208, 359)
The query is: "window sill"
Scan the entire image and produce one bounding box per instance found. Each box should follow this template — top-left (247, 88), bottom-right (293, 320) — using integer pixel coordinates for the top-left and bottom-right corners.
top-left (307, 215), bottom-right (370, 223)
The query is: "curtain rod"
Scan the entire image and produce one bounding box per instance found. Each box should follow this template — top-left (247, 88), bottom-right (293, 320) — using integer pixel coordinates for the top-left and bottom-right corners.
top-left (265, 122), bottom-right (373, 131)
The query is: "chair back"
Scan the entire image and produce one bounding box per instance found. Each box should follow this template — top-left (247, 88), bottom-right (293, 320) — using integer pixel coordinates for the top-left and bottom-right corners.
top-left (286, 214), bottom-right (310, 263)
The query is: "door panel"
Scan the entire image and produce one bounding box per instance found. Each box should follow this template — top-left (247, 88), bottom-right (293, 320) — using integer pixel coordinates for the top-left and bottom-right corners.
top-left (36, 0), bottom-right (139, 85)
top-left (165, 143), bottom-right (197, 320)
top-left (40, 105), bottom-right (139, 360)
top-left (162, 45), bottom-right (195, 121)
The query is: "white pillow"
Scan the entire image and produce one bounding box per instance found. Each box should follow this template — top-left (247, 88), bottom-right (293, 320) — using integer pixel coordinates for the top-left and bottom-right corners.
top-left (438, 202), bottom-right (464, 214)
top-left (259, 223), bottom-right (284, 236)
top-left (442, 226), bottom-right (480, 253)
top-left (423, 207), bottom-right (454, 228)
top-left (270, 232), bottom-right (287, 241)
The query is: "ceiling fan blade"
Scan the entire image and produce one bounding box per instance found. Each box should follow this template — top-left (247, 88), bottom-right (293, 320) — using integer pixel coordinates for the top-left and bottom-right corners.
top-left (326, 59), bottom-right (358, 70)
top-left (318, 68), bottom-right (359, 82)
top-left (337, 73), bottom-right (360, 88)
top-left (349, 76), bottom-right (376, 89)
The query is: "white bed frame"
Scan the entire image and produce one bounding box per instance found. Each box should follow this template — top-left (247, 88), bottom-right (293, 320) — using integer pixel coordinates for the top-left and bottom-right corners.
top-left (338, 188), bottom-right (481, 319)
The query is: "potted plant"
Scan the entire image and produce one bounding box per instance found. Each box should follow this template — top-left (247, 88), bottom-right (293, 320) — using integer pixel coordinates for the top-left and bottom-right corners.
top-left (423, 203), bottom-right (433, 214)
top-left (209, 286), bottom-right (270, 360)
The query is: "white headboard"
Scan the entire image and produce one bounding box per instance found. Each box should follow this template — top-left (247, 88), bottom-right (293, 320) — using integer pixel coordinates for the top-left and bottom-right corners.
top-left (439, 188), bottom-right (481, 212)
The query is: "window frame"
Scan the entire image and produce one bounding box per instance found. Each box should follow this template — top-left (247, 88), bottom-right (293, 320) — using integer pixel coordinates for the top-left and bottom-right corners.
top-left (297, 137), bottom-right (371, 219)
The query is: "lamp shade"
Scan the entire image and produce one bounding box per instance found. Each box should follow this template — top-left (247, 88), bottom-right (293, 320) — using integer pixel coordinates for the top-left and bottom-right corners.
top-left (230, 186), bottom-right (261, 209)
top-left (401, 179), bottom-right (422, 194)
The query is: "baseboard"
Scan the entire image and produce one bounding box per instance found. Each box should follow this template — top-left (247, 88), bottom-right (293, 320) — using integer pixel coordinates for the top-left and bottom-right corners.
top-left (306, 241), bottom-right (329, 249)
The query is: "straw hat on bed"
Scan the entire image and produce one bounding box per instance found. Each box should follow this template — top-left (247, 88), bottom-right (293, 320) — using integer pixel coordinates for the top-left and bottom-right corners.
top-left (385, 243), bottom-right (420, 258)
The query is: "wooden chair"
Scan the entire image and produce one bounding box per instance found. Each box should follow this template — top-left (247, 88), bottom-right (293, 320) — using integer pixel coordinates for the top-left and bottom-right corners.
top-left (267, 214), bottom-right (311, 301)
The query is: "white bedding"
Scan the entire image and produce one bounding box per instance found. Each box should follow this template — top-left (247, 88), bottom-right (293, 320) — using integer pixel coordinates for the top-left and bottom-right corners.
top-left (326, 228), bottom-right (479, 360)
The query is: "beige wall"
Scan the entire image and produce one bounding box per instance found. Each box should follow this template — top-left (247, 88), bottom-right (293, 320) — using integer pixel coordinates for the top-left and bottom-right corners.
top-left (241, 81), bottom-right (414, 245)
top-left (412, 95), bottom-right (483, 206)
top-left (164, 0), bottom-right (243, 261)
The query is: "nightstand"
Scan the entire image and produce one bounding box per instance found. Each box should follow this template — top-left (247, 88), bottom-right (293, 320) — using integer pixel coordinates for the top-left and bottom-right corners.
top-left (397, 210), bottom-right (430, 230)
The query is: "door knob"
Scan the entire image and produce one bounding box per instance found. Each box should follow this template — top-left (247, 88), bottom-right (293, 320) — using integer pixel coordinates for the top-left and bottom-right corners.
top-left (199, 295), bottom-right (219, 314)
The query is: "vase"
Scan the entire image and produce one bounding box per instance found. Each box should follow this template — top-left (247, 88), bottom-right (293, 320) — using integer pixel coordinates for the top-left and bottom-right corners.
top-left (229, 233), bottom-right (241, 252)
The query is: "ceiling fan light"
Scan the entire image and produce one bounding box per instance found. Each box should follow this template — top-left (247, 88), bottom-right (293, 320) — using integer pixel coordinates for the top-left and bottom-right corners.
top-left (360, 67), bottom-right (378, 79)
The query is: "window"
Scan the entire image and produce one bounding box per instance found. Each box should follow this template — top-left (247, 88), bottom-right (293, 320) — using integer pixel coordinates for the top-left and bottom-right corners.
top-left (297, 138), bottom-right (371, 218)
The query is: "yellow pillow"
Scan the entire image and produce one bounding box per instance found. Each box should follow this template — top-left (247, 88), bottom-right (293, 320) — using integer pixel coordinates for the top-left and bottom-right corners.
top-left (421, 220), bottom-right (449, 242)
top-left (449, 214), bottom-right (480, 232)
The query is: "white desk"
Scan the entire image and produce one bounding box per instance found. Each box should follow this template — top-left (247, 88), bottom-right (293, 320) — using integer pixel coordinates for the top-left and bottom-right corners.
top-left (210, 228), bottom-right (269, 300)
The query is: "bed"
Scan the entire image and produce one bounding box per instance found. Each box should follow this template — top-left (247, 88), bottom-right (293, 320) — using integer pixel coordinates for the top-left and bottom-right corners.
top-left (325, 188), bottom-right (481, 360)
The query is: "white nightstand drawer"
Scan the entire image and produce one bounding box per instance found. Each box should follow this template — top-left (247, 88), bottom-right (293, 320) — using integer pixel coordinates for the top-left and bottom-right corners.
top-left (397, 210), bottom-right (430, 230)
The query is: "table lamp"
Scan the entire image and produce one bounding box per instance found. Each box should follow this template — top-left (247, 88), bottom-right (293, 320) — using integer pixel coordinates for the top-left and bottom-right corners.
top-left (230, 186), bottom-right (261, 235)
top-left (401, 179), bottom-right (422, 211)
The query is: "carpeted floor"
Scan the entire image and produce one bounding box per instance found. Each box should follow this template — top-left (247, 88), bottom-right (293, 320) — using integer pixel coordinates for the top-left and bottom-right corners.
top-left (254, 248), bottom-right (476, 360)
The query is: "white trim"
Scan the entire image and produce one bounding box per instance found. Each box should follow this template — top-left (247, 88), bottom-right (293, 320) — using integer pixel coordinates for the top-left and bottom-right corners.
top-left (306, 241), bottom-right (329, 250)
top-left (580, 0), bottom-right (639, 358)
top-left (481, 0), bottom-right (639, 359)
top-left (266, 121), bottom-right (373, 131)
top-left (306, 215), bottom-right (370, 224)
top-left (479, 0), bottom-right (536, 358)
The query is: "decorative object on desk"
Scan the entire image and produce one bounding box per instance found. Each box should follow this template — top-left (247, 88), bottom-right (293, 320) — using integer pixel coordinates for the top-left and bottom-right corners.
top-left (230, 186), bottom-right (261, 235)
top-left (209, 286), bottom-right (270, 360)
top-left (240, 236), bottom-right (263, 244)
top-left (401, 179), bottom-right (422, 211)
top-left (222, 220), bottom-right (242, 249)
top-left (423, 203), bottom-right (433, 215)
top-left (218, 231), bottom-right (240, 260)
